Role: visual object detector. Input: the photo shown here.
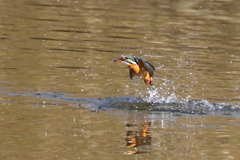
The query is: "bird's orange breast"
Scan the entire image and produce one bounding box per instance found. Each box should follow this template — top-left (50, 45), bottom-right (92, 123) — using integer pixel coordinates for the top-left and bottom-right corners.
top-left (129, 64), bottom-right (153, 85)
top-left (129, 64), bottom-right (149, 78)
top-left (129, 64), bottom-right (140, 75)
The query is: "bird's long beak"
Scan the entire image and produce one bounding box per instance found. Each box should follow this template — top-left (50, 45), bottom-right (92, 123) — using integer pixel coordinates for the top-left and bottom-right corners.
top-left (109, 58), bottom-right (124, 63)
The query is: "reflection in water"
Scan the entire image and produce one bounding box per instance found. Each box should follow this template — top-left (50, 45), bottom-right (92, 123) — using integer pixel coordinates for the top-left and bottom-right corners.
top-left (124, 112), bottom-right (152, 155)
top-left (125, 122), bottom-right (152, 155)
top-left (0, 94), bottom-right (240, 159)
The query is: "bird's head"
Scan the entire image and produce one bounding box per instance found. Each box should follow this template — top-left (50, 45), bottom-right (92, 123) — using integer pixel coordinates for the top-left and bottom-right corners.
top-left (144, 79), bottom-right (153, 86)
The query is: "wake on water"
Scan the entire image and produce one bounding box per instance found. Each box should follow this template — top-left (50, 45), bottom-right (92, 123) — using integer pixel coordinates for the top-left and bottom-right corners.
top-left (1, 85), bottom-right (239, 115)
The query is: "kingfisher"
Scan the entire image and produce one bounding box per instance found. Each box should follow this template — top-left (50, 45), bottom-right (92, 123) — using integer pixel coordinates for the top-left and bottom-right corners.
top-left (109, 55), bottom-right (155, 85)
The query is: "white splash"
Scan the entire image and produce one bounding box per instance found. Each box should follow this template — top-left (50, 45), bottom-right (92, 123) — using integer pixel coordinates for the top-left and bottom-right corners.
top-left (143, 86), bottom-right (182, 103)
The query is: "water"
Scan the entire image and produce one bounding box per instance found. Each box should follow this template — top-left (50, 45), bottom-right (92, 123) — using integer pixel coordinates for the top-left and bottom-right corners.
top-left (0, 0), bottom-right (240, 159)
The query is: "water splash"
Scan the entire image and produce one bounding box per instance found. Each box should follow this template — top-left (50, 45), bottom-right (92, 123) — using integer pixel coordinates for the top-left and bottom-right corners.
top-left (133, 82), bottom-right (239, 114)
top-left (144, 86), bottom-right (162, 103)
top-left (143, 84), bottom-right (193, 104)
top-left (142, 86), bottom-right (181, 104)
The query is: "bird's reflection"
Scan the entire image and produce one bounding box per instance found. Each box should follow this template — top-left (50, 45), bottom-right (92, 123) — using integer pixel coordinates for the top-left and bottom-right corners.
top-left (125, 121), bottom-right (152, 155)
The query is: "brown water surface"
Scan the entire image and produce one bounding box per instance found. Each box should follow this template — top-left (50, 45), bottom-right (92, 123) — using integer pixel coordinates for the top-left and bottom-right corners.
top-left (0, 0), bottom-right (240, 159)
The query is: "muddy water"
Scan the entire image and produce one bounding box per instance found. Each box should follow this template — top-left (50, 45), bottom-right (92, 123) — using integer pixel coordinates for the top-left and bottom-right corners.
top-left (0, 0), bottom-right (240, 159)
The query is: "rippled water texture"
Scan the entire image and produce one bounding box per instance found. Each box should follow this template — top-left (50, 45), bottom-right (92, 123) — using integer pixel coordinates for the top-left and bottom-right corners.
top-left (0, 0), bottom-right (240, 159)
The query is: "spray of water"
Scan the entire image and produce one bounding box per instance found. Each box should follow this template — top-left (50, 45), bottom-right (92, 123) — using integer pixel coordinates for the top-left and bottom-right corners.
top-left (143, 86), bottom-right (183, 103)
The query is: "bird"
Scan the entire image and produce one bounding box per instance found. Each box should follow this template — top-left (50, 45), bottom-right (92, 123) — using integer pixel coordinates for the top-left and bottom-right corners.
top-left (109, 55), bottom-right (155, 85)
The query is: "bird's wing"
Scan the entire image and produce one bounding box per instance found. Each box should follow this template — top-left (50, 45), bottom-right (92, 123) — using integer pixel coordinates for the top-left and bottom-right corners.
top-left (137, 58), bottom-right (155, 77)
top-left (129, 67), bottom-right (135, 79)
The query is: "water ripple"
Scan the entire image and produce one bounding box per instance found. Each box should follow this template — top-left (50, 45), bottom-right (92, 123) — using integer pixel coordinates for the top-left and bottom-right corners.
top-left (1, 91), bottom-right (238, 115)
